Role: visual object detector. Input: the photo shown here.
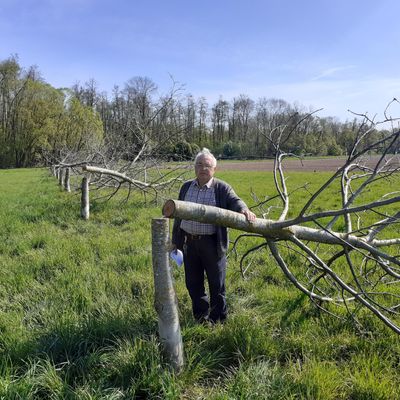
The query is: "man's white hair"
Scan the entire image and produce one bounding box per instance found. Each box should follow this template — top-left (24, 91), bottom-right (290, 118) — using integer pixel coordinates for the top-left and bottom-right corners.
top-left (194, 148), bottom-right (217, 167)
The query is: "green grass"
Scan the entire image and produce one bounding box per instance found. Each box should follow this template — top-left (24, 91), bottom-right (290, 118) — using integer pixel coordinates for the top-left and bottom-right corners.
top-left (0, 167), bottom-right (399, 398)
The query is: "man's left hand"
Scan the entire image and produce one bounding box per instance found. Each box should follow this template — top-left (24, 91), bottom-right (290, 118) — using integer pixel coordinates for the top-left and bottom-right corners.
top-left (241, 209), bottom-right (256, 222)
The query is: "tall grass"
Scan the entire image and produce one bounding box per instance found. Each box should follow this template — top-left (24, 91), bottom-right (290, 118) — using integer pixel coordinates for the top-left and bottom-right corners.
top-left (0, 167), bottom-right (399, 398)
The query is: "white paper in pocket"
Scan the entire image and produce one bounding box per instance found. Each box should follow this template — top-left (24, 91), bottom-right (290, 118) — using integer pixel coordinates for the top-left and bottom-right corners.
top-left (170, 250), bottom-right (183, 267)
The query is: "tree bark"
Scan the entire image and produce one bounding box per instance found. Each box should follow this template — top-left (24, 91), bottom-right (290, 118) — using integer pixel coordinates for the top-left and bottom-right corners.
top-left (151, 218), bottom-right (184, 371)
top-left (64, 167), bottom-right (71, 192)
top-left (58, 168), bottom-right (64, 186)
top-left (81, 175), bottom-right (90, 220)
top-left (163, 198), bottom-right (291, 237)
top-left (162, 199), bottom-right (399, 259)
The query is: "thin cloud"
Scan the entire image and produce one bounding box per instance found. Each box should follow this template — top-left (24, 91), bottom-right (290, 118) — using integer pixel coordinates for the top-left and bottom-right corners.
top-left (311, 65), bottom-right (357, 81)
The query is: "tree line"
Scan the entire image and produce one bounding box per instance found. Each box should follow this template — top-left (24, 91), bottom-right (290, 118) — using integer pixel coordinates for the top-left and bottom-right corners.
top-left (0, 56), bottom-right (396, 168)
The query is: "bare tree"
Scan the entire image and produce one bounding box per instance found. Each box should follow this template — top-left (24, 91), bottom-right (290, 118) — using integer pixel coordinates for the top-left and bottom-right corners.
top-left (197, 96), bottom-right (208, 144)
top-left (211, 97), bottom-right (230, 145)
top-left (230, 94), bottom-right (255, 142)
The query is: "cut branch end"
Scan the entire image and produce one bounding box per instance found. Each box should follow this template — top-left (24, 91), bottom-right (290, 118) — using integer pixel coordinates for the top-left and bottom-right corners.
top-left (163, 199), bottom-right (176, 218)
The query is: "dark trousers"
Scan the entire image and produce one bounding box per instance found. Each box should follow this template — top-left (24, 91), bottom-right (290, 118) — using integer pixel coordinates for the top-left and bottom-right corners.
top-left (183, 234), bottom-right (227, 323)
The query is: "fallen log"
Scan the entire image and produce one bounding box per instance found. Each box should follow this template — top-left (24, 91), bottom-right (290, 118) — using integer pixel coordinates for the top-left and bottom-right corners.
top-left (163, 198), bottom-right (400, 335)
top-left (162, 199), bottom-right (399, 254)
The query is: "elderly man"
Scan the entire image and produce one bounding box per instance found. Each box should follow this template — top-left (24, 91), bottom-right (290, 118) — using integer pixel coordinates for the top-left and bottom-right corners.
top-left (172, 148), bottom-right (256, 324)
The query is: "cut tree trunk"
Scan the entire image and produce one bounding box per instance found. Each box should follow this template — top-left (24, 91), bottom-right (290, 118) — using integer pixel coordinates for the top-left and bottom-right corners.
top-left (151, 218), bottom-right (184, 371)
top-left (64, 167), bottom-right (71, 192)
top-left (81, 175), bottom-right (90, 220)
top-left (58, 168), bottom-right (64, 186)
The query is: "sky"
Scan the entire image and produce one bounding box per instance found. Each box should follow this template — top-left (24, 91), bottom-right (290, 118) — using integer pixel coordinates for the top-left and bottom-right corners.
top-left (1, 0), bottom-right (400, 123)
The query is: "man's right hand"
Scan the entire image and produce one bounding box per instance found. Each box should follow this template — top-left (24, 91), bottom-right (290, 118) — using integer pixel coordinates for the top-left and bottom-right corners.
top-left (241, 208), bottom-right (256, 222)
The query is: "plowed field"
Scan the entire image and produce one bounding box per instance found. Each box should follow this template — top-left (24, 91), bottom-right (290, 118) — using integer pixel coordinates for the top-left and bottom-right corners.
top-left (217, 155), bottom-right (400, 172)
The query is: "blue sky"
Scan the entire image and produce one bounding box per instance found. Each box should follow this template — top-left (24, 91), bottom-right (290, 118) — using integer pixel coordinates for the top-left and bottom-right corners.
top-left (1, 0), bottom-right (400, 122)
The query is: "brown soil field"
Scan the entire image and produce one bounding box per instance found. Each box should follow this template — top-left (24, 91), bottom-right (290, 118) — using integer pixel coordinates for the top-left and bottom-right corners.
top-left (217, 155), bottom-right (400, 172)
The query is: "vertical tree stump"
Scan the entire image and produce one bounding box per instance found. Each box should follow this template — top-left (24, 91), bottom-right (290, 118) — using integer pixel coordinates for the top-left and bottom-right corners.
top-left (151, 218), bottom-right (184, 371)
top-left (81, 175), bottom-right (90, 220)
top-left (58, 168), bottom-right (64, 186)
top-left (64, 167), bottom-right (71, 192)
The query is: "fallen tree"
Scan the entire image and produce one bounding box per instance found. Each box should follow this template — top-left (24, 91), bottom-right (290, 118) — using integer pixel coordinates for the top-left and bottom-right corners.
top-left (164, 108), bottom-right (400, 335)
top-left (47, 79), bottom-right (192, 205)
top-left (163, 196), bottom-right (400, 334)
top-left (82, 164), bottom-right (185, 202)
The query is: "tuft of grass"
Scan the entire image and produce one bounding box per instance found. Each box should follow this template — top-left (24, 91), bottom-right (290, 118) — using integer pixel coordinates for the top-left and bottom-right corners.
top-left (215, 360), bottom-right (290, 400)
top-left (287, 358), bottom-right (345, 399)
top-left (346, 352), bottom-right (400, 400)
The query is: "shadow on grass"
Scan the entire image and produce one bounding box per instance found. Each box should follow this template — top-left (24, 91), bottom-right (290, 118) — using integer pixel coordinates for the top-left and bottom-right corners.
top-left (8, 310), bottom-right (158, 376)
top-left (279, 293), bottom-right (312, 328)
top-left (1, 311), bottom-right (178, 397)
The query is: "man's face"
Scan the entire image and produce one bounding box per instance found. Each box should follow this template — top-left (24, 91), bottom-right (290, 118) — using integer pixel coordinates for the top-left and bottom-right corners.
top-left (195, 155), bottom-right (216, 185)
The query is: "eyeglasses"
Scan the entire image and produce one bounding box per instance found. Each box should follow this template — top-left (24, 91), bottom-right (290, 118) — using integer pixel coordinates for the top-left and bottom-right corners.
top-left (195, 163), bottom-right (215, 170)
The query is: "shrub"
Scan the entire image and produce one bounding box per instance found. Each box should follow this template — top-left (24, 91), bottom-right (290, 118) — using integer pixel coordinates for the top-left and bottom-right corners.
top-left (171, 140), bottom-right (201, 161)
top-left (327, 141), bottom-right (342, 156)
top-left (224, 141), bottom-right (242, 158)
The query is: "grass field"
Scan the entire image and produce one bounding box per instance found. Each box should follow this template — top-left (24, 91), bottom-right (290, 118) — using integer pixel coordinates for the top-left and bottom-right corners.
top-left (0, 167), bottom-right (400, 399)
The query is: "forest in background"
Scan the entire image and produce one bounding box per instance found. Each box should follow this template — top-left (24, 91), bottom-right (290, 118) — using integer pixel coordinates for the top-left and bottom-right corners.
top-left (0, 55), bottom-right (398, 169)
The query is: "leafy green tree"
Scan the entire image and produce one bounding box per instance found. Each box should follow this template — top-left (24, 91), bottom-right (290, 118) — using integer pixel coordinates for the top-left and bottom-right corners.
top-left (61, 97), bottom-right (103, 150)
top-left (0, 56), bottom-right (104, 167)
top-left (0, 56), bottom-right (24, 167)
top-left (13, 79), bottom-right (65, 166)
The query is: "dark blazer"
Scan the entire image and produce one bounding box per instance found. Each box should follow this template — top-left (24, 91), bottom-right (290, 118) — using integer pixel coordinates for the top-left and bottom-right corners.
top-left (172, 178), bottom-right (248, 257)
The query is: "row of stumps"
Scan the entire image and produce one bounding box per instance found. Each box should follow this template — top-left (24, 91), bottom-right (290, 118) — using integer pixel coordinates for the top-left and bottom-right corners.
top-left (52, 166), bottom-right (184, 371)
top-left (51, 165), bottom-right (90, 220)
top-left (52, 165), bottom-right (71, 192)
